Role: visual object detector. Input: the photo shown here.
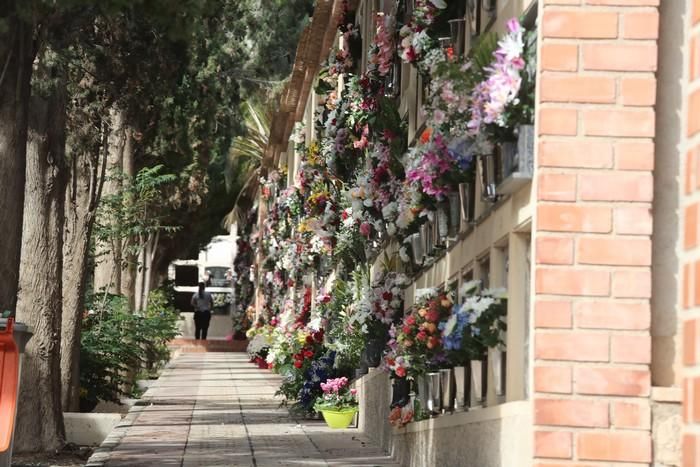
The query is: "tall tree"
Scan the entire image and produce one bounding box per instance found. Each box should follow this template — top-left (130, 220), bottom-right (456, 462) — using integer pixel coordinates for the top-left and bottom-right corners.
top-left (14, 60), bottom-right (69, 452)
top-left (0, 2), bottom-right (37, 315)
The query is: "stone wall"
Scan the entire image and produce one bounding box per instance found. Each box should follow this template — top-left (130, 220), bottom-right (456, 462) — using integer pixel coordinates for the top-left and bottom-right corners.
top-left (356, 370), bottom-right (531, 467)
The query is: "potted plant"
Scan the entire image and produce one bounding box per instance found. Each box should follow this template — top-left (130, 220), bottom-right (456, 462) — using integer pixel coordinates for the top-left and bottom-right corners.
top-left (314, 377), bottom-right (359, 429)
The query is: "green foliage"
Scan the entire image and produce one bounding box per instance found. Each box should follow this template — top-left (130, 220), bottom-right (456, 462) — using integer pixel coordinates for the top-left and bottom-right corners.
top-left (95, 165), bottom-right (179, 266)
top-left (79, 288), bottom-right (179, 410)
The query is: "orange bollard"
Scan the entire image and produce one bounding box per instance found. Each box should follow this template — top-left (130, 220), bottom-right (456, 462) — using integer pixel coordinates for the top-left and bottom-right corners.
top-left (0, 319), bottom-right (19, 453)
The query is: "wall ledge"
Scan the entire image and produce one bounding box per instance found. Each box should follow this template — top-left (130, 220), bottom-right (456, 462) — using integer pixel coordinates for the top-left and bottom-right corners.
top-left (652, 386), bottom-right (682, 403)
top-left (393, 400), bottom-right (530, 435)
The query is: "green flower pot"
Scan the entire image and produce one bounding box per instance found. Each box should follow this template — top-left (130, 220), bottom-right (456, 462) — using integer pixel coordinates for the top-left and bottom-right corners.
top-left (318, 407), bottom-right (358, 429)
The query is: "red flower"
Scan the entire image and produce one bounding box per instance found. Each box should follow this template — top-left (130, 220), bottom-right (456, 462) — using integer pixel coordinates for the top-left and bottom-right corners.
top-left (405, 316), bottom-right (416, 326)
top-left (303, 349), bottom-right (314, 359)
top-left (416, 331), bottom-right (428, 342)
top-left (426, 310), bottom-right (440, 323)
top-left (396, 366), bottom-right (406, 378)
top-left (306, 335), bottom-right (314, 345)
top-left (402, 325), bottom-right (411, 334)
top-left (294, 360), bottom-right (303, 369)
top-left (382, 291), bottom-right (393, 302)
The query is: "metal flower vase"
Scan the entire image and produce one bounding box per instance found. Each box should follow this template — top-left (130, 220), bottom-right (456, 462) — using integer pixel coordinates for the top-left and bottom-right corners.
top-left (410, 232), bottom-right (424, 266)
top-left (440, 368), bottom-right (456, 413)
top-left (453, 365), bottom-right (469, 411)
top-left (426, 371), bottom-right (442, 416)
top-left (414, 375), bottom-right (428, 417)
top-left (436, 205), bottom-right (449, 246)
top-left (447, 192), bottom-right (461, 239)
top-left (391, 377), bottom-right (411, 409)
top-left (458, 182), bottom-right (474, 224)
top-left (448, 18), bottom-right (466, 58)
top-left (470, 359), bottom-right (485, 408)
top-left (478, 154), bottom-right (498, 202)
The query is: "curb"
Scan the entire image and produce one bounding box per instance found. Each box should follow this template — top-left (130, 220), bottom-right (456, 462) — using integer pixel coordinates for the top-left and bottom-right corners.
top-left (84, 404), bottom-right (144, 467)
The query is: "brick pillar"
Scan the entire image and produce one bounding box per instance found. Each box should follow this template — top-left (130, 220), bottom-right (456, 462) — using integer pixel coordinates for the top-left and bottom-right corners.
top-left (534, 1), bottom-right (659, 464)
top-left (683, 1), bottom-right (700, 465)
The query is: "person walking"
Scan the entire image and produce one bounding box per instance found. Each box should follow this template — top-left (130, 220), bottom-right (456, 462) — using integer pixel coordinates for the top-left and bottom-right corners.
top-left (191, 282), bottom-right (214, 340)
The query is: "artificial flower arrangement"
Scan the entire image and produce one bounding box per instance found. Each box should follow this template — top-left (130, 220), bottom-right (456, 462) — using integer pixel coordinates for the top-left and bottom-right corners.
top-left (467, 18), bottom-right (536, 142)
top-left (385, 289), bottom-right (453, 378)
top-left (441, 281), bottom-right (508, 364)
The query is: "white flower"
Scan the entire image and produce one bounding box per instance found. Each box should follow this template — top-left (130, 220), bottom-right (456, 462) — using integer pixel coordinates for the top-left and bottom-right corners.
top-left (399, 246), bottom-right (410, 263)
top-left (443, 314), bottom-right (457, 336)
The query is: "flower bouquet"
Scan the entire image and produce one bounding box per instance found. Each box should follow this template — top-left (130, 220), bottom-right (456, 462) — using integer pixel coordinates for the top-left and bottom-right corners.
top-left (314, 377), bottom-right (359, 429)
top-left (441, 281), bottom-right (507, 364)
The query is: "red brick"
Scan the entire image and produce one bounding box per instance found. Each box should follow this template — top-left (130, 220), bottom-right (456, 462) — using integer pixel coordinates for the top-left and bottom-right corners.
top-left (695, 146), bottom-right (700, 191)
top-left (583, 109), bottom-right (655, 138)
top-left (541, 75), bottom-right (616, 104)
top-left (683, 263), bottom-right (692, 309)
top-left (615, 206), bottom-right (653, 235)
top-left (577, 431), bottom-right (651, 462)
top-left (695, 261), bottom-right (700, 307)
top-left (538, 204), bottom-right (612, 233)
top-left (539, 108), bottom-right (578, 136)
top-left (687, 149), bottom-right (696, 195)
top-left (536, 268), bottom-right (611, 297)
top-left (538, 173), bottom-right (577, 201)
top-left (539, 140), bottom-right (613, 169)
top-left (685, 319), bottom-right (699, 366)
top-left (535, 365), bottom-right (573, 393)
top-left (575, 301), bottom-right (650, 330)
top-left (686, 203), bottom-right (698, 250)
top-left (687, 437), bottom-right (698, 467)
top-left (691, 33), bottom-right (700, 81)
top-left (583, 44), bottom-right (657, 72)
top-left (613, 401), bottom-right (651, 429)
top-left (541, 44), bottom-right (578, 72)
top-left (577, 237), bottom-right (651, 266)
top-left (537, 237), bottom-right (574, 265)
top-left (579, 172), bottom-right (653, 202)
top-left (535, 430), bottom-right (572, 459)
top-left (586, 0), bottom-right (658, 5)
top-left (543, 10), bottom-right (618, 39)
top-left (623, 10), bottom-right (659, 39)
top-left (615, 139), bottom-right (655, 170)
top-left (612, 270), bottom-right (651, 298)
top-left (536, 300), bottom-right (573, 328)
top-left (611, 334), bottom-right (651, 363)
top-left (694, 377), bottom-right (700, 422)
top-left (690, 89), bottom-right (700, 137)
top-left (620, 77), bottom-right (657, 107)
top-left (535, 398), bottom-right (609, 427)
top-left (536, 331), bottom-right (610, 361)
top-left (575, 367), bottom-right (650, 396)
top-left (533, 464), bottom-right (598, 467)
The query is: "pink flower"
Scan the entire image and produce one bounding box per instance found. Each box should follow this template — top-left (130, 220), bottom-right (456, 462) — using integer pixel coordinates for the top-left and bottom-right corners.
top-left (350, 388), bottom-right (357, 395)
top-left (359, 222), bottom-right (372, 237)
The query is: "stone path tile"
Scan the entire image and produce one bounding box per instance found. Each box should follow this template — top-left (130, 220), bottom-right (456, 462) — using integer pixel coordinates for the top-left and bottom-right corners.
top-left (88, 352), bottom-right (399, 467)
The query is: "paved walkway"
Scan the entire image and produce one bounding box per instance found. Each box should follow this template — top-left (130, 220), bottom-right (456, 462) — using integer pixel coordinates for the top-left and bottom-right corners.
top-left (87, 351), bottom-right (399, 467)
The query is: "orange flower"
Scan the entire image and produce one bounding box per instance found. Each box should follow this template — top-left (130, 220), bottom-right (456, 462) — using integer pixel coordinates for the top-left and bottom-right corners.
top-left (420, 127), bottom-right (433, 144)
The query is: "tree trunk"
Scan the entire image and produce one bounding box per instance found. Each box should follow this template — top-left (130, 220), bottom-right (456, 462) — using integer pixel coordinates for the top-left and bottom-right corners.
top-left (14, 80), bottom-right (68, 453)
top-left (0, 10), bottom-right (34, 314)
top-left (120, 128), bottom-right (137, 309)
top-left (60, 131), bottom-right (107, 412)
top-left (93, 107), bottom-right (126, 294)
